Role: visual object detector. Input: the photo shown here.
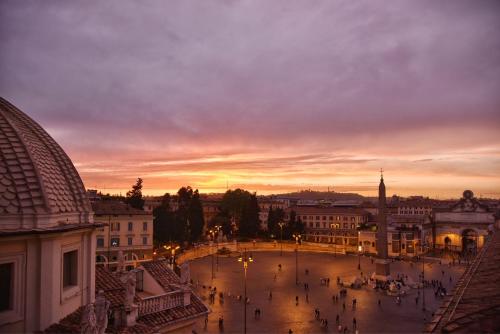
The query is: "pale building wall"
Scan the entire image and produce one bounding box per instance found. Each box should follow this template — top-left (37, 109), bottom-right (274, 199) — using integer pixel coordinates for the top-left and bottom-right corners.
top-left (0, 228), bottom-right (96, 332)
top-left (94, 213), bottom-right (153, 267)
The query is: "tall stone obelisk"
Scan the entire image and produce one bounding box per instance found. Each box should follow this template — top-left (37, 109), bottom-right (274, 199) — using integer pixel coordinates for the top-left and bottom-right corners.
top-left (375, 171), bottom-right (391, 279)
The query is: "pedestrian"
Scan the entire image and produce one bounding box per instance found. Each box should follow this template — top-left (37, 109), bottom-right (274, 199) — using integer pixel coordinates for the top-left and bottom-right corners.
top-left (342, 302), bottom-right (346, 311)
top-left (218, 316), bottom-right (224, 330)
top-left (269, 291), bottom-right (272, 300)
top-left (415, 297), bottom-right (419, 305)
top-left (353, 317), bottom-right (357, 329)
top-left (204, 315), bottom-right (208, 328)
top-left (378, 299), bottom-right (381, 307)
top-left (336, 314), bottom-right (340, 325)
top-left (295, 295), bottom-right (299, 306)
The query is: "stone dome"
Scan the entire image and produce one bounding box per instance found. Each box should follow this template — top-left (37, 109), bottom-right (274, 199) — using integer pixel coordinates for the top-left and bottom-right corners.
top-left (0, 97), bottom-right (93, 230)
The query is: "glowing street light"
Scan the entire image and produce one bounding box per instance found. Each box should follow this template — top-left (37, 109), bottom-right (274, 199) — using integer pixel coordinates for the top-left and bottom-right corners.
top-left (165, 244), bottom-right (180, 268)
top-left (293, 233), bottom-right (301, 285)
top-left (278, 222), bottom-right (285, 256)
top-left (238, 249), bottom-right (253, 334)
top-left (215, 225), bottom-right (222, 271)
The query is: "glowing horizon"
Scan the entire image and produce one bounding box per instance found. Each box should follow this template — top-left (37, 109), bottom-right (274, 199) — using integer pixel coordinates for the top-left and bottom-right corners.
top-left (1, 1), bottom-right (499, 199)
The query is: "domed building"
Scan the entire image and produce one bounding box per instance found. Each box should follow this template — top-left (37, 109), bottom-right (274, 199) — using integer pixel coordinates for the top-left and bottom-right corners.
top-left (0, 97), bottom-right (99, 332)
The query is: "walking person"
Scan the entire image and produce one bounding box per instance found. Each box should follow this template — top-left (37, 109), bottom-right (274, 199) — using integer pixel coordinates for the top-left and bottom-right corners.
top-left (353, 317), bottom-right (357, 330)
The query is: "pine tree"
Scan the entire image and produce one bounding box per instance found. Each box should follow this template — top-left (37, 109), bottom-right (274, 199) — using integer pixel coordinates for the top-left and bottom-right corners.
top-left (126, 178), bottom-right (145, 210)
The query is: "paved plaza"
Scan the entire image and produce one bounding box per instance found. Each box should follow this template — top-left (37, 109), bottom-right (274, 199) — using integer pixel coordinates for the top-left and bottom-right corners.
top-left (176, 251), bottom-right (465, 334)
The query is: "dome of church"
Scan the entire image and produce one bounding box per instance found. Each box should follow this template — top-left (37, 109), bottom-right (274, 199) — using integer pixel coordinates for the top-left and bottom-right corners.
top-left (0, 97), bottom-right (93, 230)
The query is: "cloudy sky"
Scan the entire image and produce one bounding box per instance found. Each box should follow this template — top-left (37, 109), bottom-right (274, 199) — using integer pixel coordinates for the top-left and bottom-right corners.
top-left (1, 0), bottom-right (499, 198)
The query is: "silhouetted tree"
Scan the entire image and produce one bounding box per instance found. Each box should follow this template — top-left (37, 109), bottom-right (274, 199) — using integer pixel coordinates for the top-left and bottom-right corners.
top-left (126, 178), bottom-right (145, 210)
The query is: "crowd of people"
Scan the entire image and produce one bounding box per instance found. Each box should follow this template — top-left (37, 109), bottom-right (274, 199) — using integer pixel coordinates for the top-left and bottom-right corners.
top-left (194, 255), bottom-right (460, 333)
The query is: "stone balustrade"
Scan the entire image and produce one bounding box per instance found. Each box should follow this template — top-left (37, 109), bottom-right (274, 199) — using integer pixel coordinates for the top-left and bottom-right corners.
top-left (138, 291), bottom-right (184, 316)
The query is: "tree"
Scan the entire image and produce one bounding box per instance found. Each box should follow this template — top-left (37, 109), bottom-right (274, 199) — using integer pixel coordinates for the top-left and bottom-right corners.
top-left (153, 193), bottom-right (177, 246)
top-left (239, 193), bottom-right (260, 237)
top-left (126, 178), bottom-right (145, 210)
top-left (187, 189), bottom-right (204, 242)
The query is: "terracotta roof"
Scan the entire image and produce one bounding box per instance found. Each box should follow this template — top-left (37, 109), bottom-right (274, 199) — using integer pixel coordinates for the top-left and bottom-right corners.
top-left (92, 201), bottom-right (149, 216)
top-left (141, 259), bottom-right (180, 292)
top-left (46, 264), bottom-right (209, 333)
top-left (426, 231), bottom-right (500, 333)
top-left (137, 293), bottom-right (209, 330)
top-left (0, 97), bottom-right (92, 228)
top-left (95, 266), bottom-right (128, 308)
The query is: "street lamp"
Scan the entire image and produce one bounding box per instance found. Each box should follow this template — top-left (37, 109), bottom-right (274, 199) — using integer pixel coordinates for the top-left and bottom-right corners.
top-left (357, 231), bottom-right (361, 270)
top-left (215, 225), bottom-right (222, 271)
top-left (421, 228), bottom-right (426, 312)
top-left (238, 249), bottom-right (253, 334)
top-left (278, 222), bottom-right (285, 256)
top-left (358, 245), bottom-right (362, 270)
top-left (164, 244), bottom-right (180, 268)
top-left (293, 234), bottom-right (301, 285)
top-left (209, 229), bottom-right (216, 280)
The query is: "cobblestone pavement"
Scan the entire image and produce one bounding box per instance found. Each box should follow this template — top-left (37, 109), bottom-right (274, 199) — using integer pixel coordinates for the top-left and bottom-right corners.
top-left (176, 251), bottom-right (464, 334)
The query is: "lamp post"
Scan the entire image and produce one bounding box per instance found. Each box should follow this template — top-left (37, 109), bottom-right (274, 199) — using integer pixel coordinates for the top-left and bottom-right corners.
top-left (278, 222), bottom-right (285, 256)
top-left (215, 225), bottom-right (221, 271)
top-left (358, 245), bottom-right (362, 270)
top-left (293, 234), bottom-right (301, 285)
top-left (164, 244), bottom-right (180, 269)
top-left (238, 249), bottom-right (253, 334)
top-left (209, 229), bottom-right (216, 280)
top-left (357, 231), bottom-right (361, 270)
top-left (421, 228), bottom-right (426, 312)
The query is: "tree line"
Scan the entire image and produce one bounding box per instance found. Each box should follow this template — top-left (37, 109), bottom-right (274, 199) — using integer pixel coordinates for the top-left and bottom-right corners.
top-left (120, 179), bottom-right (304, 247)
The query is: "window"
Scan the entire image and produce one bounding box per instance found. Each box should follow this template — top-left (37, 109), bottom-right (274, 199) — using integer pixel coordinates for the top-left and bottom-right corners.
top-left (343, 223), bottom-right (348, 229)
top-left (111, 222), bottom-right (121, 231)
top-left (142, 237), bottom-right (148, 245)
top-left (63, 251), bottom-right (78, 288)
top-left (316, 216), bottom-right (320, 220)
top-left (128, 222), bottom-right (133, 231)
top-left (128, 237), bottom-right (133, 246)
top-left (0, 263), bottom-right (13, 311)
top-left (329, 216), bottom-right (333, 220)
top-left (322, 216), bottom-right (326, 220)
top-left (143, 222), bottom-right (148, 231)
top-left (96, 238), bottom-right (104, 247)
top-left (111, 238), bottom-right (120, 247)
top-left (315, 222), bottom-right (320, 228)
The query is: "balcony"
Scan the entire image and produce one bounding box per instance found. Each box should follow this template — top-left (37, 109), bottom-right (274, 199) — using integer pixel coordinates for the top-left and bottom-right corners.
top-left (138, 291), bottom-right (184, 316)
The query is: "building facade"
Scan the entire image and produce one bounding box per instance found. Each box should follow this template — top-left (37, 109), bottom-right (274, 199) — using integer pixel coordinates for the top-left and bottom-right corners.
top-left (92, 201), bottom-right (154, 269)
top-left (293, 206), bottom-right (370, 248)
top-left (432, 190), bottom-right (495, 253)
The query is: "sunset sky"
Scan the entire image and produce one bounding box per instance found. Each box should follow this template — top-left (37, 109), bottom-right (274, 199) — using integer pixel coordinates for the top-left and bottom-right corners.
top-left (1, 1), bottom-right (499, 198)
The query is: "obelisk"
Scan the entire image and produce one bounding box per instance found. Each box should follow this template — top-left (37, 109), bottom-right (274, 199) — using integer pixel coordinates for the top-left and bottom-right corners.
top-left (375, 171), bottom-right (391, 280)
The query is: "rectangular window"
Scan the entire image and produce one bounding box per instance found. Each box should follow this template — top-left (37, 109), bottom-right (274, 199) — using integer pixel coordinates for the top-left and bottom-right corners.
top-left (142, 237), bottom-right (147, 245)
top-left (128, 222), bottom-right (133, 231)
top-left (96, 238), bottom-right (104, 247)
top-left (111, 222), bottom-right (121, 231)
top-left (0, 263), bottom-right (13, 311)
top-left (111, 238), bottom-right (120, 247)
top-left (143, 222), bottom-right (147, 231)
top-left (128, 237), bottom-right (133, 246)
top-left (63, 250), bottom-right (78, 288)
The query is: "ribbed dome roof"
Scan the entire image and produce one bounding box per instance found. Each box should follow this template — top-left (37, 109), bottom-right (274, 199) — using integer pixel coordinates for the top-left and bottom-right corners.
top-left (0, 97), bottom-right (92, 229)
